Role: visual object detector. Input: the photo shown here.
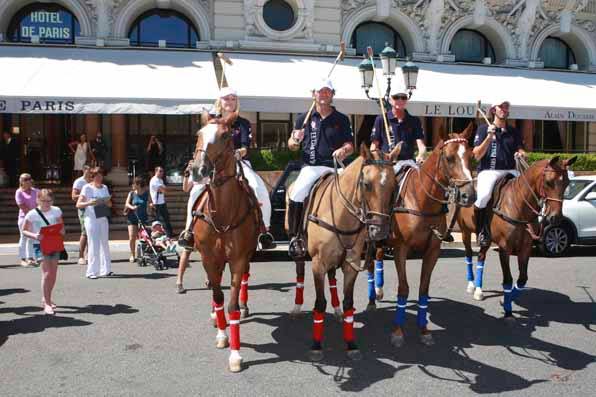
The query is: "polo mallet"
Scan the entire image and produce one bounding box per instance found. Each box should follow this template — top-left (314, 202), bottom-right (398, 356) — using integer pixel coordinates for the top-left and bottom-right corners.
top-left (475, 100), bottom-right (492, 125)
top-left (301, 42), bottom-right (346, 129)
top-left (368, 46), bottom-right (393, 149)
top-left (216, 52), bottom-right (233, 90)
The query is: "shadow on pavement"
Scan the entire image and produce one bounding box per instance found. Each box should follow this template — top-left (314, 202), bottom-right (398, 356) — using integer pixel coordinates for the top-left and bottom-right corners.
top-left (0, 288), bottom-right (29, 297)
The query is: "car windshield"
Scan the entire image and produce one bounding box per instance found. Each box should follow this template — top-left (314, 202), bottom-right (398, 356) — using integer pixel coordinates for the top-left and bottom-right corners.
top-left (564, 180), bottom-right (592, 200)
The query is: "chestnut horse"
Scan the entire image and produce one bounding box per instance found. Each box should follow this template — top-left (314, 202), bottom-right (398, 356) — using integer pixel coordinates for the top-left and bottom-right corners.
top-left (370, 124), bottom-right (476, 348)
top-left (191, 114), bottom-right (260, 372)
top-left (456, 156), bottom-right (575, 322)
top-left (296, 143), bottom-right (401, 362)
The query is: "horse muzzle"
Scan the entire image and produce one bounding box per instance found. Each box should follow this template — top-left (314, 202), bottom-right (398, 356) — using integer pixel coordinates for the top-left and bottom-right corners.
top-left (366, 213), bottom-right (391, 241)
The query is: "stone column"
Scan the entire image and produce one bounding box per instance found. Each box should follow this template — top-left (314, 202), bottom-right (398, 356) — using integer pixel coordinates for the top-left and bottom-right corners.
top-left (520, 119), bottom-right (534, 151)
top-left (108, 114), bottom-right (129, 185)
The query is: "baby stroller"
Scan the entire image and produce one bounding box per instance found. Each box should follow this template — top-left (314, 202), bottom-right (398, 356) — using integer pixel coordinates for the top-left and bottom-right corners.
top-left (132, 212), bottom-right (180, 271)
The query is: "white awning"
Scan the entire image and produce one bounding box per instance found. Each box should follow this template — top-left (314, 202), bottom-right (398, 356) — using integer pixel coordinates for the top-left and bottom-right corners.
top-left (0, 45), bottom-right (219, 114)
top-left (224, 53), bottom-right (596, 122)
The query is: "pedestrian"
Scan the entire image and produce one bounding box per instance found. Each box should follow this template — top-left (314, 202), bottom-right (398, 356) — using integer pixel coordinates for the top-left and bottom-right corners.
top-left (2, 131), bottom-right (19, 187)
top-left (149, 166), bottom-right (173, 237)
top-left (69, 133), bottom-right (94, 178)
top-left (71, 165), bottom-right (92, 265)
top-left (90, 131), bottom-right (108, 169)
top-left (21, 189), bottom-right (64, 315)
top-left (15, 173), bottom-right (39, 267)
top-left (146, 135), bottom-right (163, 172)
top-left (124, 176), bottom-right (150, 262)
top-left (175, 160), bottom-right (198, 293)
top-left (77, 167), bottom-right (113, 279)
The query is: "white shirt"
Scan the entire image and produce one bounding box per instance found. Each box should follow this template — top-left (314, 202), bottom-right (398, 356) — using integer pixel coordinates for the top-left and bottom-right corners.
top-left (72, 176), bottom-right (87, 191)
top-left (150, 176), bottom-right (165, 205)
top-left (24, 206), bottom-right (63, 234)
top-left (81, 184), bottom-right (110, 219)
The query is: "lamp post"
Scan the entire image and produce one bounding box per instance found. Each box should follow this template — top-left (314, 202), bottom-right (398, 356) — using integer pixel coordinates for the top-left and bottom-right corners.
top-left (358, 44), bottom-right (419, 104)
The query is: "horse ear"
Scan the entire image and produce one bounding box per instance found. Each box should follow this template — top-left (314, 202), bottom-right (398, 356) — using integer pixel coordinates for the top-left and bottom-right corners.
top-left (549, 156), bottom-right (560, 167)
top-left (389, 142), bottom-right (403, 162)
top-left (563, 156), bottom-right (577, 168)
top-left (460, 121), bottom-right (475, 140)
top-left (360, 142), bottom-right (371, 159)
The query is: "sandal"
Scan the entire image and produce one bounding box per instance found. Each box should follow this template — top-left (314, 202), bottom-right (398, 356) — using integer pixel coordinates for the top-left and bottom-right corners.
top-left (41, 299), bottom-right (57, 309)
top-left (176, 283), bottom-right (187, 294)
top-left (43, 304), bottom-right (55, 315)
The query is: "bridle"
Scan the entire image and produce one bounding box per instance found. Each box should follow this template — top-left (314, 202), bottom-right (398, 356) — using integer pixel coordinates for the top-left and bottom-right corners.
top-left (193, 130), bottom-right (237, 187)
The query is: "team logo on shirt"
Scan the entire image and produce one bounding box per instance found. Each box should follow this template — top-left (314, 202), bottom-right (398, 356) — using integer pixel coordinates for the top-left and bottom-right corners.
top-left (311, 120), bottom-right (317, 129)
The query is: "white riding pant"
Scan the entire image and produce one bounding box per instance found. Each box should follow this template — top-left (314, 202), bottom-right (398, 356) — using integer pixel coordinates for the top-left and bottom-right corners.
top-left (393, 159), bottom-right (418, 175)
top-left (18, 218), bottom-right (33, 260)
top-left (184, 160), bottom-right (272, 230)
top-left (475, 169), bottom-right (519, 209)
top-left (84, 217), bottom-right (111, 277)
top-left (289, 165), bottom-right (334, 203)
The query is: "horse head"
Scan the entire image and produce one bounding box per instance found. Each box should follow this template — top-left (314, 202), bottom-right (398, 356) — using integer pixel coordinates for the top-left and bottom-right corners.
top-left (530, 155), bottom-right (577, 226)
top-left (192, 111), bottom-right (237, 182)
top-left (429, 122), bottom-right (476, 207)
top-left (357, 142), bottom-right (402, 241)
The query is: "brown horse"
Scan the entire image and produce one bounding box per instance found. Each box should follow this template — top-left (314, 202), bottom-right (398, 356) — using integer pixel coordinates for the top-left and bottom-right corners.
top-left (191, 114), bottom-right (260, 372)
top-left (456, 156), bottom-right (575, 322)
top-left (296, 143), bottom-right (401, 362)
top-left (372, 123), bottom-right (476, 348)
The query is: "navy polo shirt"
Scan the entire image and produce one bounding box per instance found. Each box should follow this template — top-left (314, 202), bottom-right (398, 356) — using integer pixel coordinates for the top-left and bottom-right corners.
top-left (473, 124), bottom-right (523, 171)
top-left (294, 108), bottom-right (353, 167)
top-left (370, 110), bottom-right (424, 161)
top-left (231, 116), bottom-right (252, 149)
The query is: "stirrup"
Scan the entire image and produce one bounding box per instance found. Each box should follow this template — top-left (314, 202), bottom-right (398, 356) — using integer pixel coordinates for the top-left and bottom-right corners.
top-left (178, 230), bottom-right (194, 248)
top-left (258, 232), bottom-right (276, 250)
top-left (477, 231), bottom-right (491, 247)
top-left (289, 237), bottom-right (306, 259)
top-left (442, 232), bottom-right (455, 243)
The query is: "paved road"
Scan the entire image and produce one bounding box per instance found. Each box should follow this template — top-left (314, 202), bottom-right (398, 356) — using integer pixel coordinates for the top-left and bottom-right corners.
top-left (1, 247), bottom-right (595, 396)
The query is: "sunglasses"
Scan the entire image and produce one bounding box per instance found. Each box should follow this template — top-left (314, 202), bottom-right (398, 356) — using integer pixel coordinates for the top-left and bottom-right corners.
top-left (392, 95), bottom-right (408, 101)
top-left (23, 178), bottom-right (32, 181)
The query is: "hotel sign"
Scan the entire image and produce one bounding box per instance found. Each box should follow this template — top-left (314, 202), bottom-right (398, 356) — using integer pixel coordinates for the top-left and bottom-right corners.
top-left (17, 9), bottom-right (75, 42)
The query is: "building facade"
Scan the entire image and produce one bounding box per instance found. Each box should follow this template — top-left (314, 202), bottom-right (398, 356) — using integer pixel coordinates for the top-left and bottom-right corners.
top-left (1, 0), bottom-right (596, 185)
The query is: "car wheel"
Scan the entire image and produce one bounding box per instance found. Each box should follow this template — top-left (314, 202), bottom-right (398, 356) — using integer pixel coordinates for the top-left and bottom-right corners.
top-left (541, 225), bottom-right (571, 257)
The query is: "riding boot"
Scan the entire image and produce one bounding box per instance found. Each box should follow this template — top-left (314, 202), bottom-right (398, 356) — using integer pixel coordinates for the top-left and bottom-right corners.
top-left (475, 206), bottom-right (491, 248)
top-left (288, 200), bottom-right (306, 259)
top-left (441, 204), bottom-right (454, 242)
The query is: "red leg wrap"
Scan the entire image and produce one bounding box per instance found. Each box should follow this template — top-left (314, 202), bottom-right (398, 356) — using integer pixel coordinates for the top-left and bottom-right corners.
top-left (295, 276), bottom-right (305, 305)
top-left (343, 308), bottom-right (355, 343)
top-left (313, 310), bottom-right (325, 343)
top-left (329, 278), bottom-right (340, 309)
top-left (240, 273), bottom-right (250, 305)
top-left (229, 310), bottom-right (241, 350)
top-left (213, 301), bottom-right (227, 330)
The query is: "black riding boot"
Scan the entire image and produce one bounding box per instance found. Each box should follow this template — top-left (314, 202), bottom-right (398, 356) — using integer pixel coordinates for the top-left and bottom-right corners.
top-left (288, 200), bottom-right (306, 259)
top-left (475, 206), bottom-right (491, 248)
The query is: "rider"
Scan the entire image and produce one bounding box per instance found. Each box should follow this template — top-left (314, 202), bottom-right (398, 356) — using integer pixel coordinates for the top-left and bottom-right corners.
top-left (473, 99), bottom-right (526, 247)
top-left (178, 87), bottom-right (276, 250)
top-left (287, 79), bottom-right (354, 259)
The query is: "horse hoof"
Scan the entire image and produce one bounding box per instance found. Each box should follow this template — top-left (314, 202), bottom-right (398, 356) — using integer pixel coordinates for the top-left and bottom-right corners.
top-left (289, 305), bottom-right (303, 318)
top-left (420, 333), bottom-right (435, 346)
top-left (473, 288), bottom-right (484, 301)
top-left (390, 334), bottom-right (405, 348)
top-left (466, 281), bottom-right (475, 294)
top-left (333, 308), bottom-right (343, 323)
top-left (240, 307), bottom-right (249, 319)
top-left (216, 336), bottom-right (229, 349)
top-left (375, 288), bottom-right (384, 301)
top-left (365, 303), bottom-right (376, 312)
top-left (308, 349), bottom-right (324, 362)
top-left (347, 349), bottom-right (362, 361)
top-left (228, 356), bottom-right (243, 373)
top-left (504, 316), bottom-right (516, 327)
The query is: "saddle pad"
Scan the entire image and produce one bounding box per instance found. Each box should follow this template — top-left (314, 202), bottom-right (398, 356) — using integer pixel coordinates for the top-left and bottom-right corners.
top-left (395, 167), bottom-right (415, 205)
top-left (491, 173), bottom-right (516, 206)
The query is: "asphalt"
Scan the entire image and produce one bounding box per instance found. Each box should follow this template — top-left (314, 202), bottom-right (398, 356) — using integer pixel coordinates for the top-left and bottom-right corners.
top-left (1, 246), bottom-right (595, 397)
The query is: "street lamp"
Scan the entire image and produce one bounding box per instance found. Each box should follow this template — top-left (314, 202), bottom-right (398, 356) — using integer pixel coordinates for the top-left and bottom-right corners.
top-left (358, 43), bottom-right (419, 102)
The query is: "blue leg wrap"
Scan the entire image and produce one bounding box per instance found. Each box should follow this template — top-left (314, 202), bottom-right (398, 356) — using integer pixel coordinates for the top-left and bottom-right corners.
top-left (375, 260), bottom-right (384, 288)
top-left (503, 284), bottom-right (513, 315)
top-left (417, 295), bottom-right (429, 328)
top-left (510, 282), bottom-right (526, 302)
top-left (393, 295), bottom-right (408, 326)
top-left (465, 256), bottom-right (474, 282)
top-left (367, 271), bottom-right (375, 301)
top-left (475, 260), bottom-right (485, 288)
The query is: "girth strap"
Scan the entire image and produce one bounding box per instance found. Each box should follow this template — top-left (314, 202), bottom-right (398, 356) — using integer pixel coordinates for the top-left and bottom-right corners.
top-left (307, 214), bottom-right (364, 236)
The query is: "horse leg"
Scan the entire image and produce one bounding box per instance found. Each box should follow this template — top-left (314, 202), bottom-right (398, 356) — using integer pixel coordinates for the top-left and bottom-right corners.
top-left (309, 257), bottom-right (327, 362)
top-left (206, 264), bottom-right (228, 349)
top-left (328, 268), bottom-right (342, 321)
top-left (342, 267), bottom-right (362, 360)
top-left (239, 270), bottom-right (250, 319)
top-left (290, 260), bottom-right (306, 317)
top-left (374, 245), bottom-right (385, 301)
top-left (391, 246), bottom-right (409, 348)
top-left (512, 243), bottom-right (531, 303)
top-left (473, 247), bottom-right (489, 301)
top-left (227, 264), bottom-right (245, 372)
top-left (498, 250), bottom-right (515, 325)
top-left (417, 242), bottom-right (441, 346)
top-left (365, 243), bottom-right (376, 311)
top-left (462, 228), bottom-right (476, 294)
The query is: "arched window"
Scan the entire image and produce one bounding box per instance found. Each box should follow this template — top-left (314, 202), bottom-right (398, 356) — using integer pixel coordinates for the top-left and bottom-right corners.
top-left (539, 37), bottom-right (576, 69)
top-left (450, 29), bottom-right (496, 63)
top-left (128, 9), bottom-right (199, 48)
top-left (351, 22), bottom-right (407, 58)
top-left (8, 3), bottom-right (80, 44)
top-left (263, 0), bottom-right (295, 31)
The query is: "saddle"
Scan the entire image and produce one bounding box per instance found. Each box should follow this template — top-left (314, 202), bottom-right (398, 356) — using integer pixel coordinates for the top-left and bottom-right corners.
top-left (491, 173), bottom-right (516, 209)
top-left (301, 173), bottom-right (335, 234)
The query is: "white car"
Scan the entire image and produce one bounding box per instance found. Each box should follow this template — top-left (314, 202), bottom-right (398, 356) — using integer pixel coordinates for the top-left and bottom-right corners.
top-left (540, 175), bottom-right (596, 256)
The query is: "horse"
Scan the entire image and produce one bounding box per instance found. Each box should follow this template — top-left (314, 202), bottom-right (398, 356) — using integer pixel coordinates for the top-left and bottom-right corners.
top-left (291, 143), bottom-right (401, 361)
top-left (369, 123), bottom-right (477, 348)
top-left (190, 112), bottom-right (260, 373)
top-left (456, 155), bottom-right (576, 322)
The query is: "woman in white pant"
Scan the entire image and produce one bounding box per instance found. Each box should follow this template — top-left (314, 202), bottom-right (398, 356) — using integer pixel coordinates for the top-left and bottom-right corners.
top-left (15, 173), bottom-right (38, 266)
top-left (76, 167), bottom-right (112, 279)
